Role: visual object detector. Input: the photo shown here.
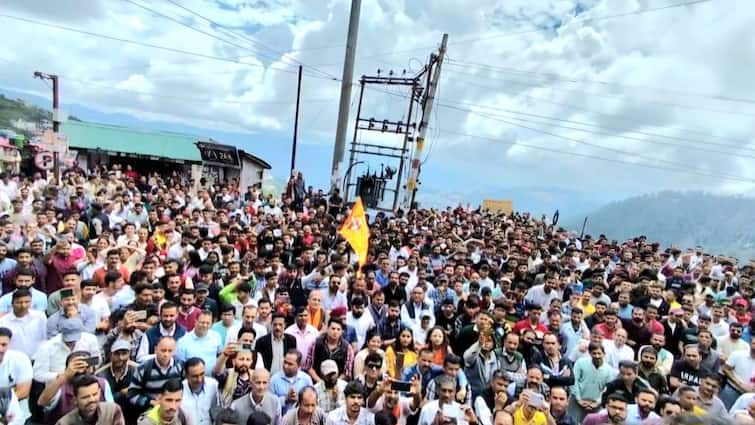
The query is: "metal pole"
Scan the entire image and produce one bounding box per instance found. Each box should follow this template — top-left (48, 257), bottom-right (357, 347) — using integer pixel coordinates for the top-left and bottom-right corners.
top-left (344, 79), bottom-right (366, 204)
top-left (51, 75), bottom-right (61, 185)
top-left (403, 33), bottom-right (447, 210)
top-left (392, 81), bottom-right (417, 212)
top-left (329, 0), bottom-right (362, 192)
top-left (291, 65), bottom-right (302, 173)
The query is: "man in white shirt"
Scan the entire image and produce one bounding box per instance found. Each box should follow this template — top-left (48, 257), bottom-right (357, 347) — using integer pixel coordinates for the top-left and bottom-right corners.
top-left (0, 288), bottom-right (46, 358)
top-left (346, 297), bottom-right (375, 350)
top-left (32, 317), bottom-right (101, 384)
top-left (80, 279), bottom-right (110, 335)
top-left (226, 305), bottom-right (267, 345)
top-left (418, 375), bottom-right (471, 425)
top-left (0, 326), bottom-right (33, 423)
top-left (181, 357), bottom-right (219, 425)
top-left (0, 268), bottom-right (47, 313)
top-left (525, 274), bottom-right (562, 309)
top-left (401, 286), bottom-right (435, 330)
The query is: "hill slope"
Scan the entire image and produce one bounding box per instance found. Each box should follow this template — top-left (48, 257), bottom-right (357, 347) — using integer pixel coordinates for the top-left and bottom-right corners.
top-left (0, 93), bottom-right (80, 138)
top-left (575, 191), bottom-right (755, 260)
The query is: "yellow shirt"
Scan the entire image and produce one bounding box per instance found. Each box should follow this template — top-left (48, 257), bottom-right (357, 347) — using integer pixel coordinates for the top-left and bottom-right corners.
top-left (580, 302), bottom-right (596, 317)
top-left (513, 407), bottom-right (547, 425)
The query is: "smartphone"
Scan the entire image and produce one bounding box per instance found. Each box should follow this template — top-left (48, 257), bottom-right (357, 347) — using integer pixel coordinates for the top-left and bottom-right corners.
top-left (241, 343), bottom-right (253, 351)
top-left (87, 356), bottom-right (99, 367)
top-left (134, 310), bottom-right (148, 320)
top-left (441, 404), bottom-right (456, 419)
top-left (60, 288), bottom-right (74, 299)
top-left (391, 380), bottom-right (411, 392)
top-left (528, 391), bottom-right (544, 409)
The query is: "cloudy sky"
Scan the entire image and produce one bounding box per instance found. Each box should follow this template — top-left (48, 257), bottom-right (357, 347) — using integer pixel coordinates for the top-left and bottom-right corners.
top-left (1, 0), bottom-right (754, 214)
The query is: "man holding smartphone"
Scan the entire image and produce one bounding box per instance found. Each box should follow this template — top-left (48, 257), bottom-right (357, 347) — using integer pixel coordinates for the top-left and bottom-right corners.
top-left (366, 376), bottom-right (421, 425)
top-left (418, 375), bottom-right (477, 425)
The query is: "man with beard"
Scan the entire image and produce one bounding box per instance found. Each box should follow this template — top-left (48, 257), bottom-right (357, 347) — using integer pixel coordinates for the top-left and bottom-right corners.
top-left (584, 301), bottom-right (607, 330)
top-left (175, 289), bottom-right (201, 332)
top-left (472, 371), bottom-right (510, 425)
top-left (581, 393), bottom-right (629, 425)
top-left (39, 351), bottom-right (113, 424)
top-left (376, 300), bottom-right (402, 348)
top-left (721, 337), bottom-right (755, 408)
top-left (327, 381), bottom-right (374, 425)
top-left (305, 318), bottom-right (354, 383)
top-left (95, 340), bottom-right (138, 422)
top-left (560, 307), bottom-right (589, 357)
top-left (418, 375), bottom-right (475, 425)
top-left (697, 329), bottom-right (722, 372)
top-left (637, 347), bottom-right (668, 395)
top-left (638, 333), bottom-right (673, 376)
top-left (670, 344), bottom-right (710, 391)
top-left (662, 308), bottom-right (687, 358)
top-left (56, 374), bottom-right (125, 425)
top-left (145, 302), bottom-right (186, 354)
top-left (622, 388), bottom-right (659, 425)
top-left (621, 307), bottom-right (652, 349)
top-left (347, 297), bottom-right (375, 350)
top-left (214, 331), bottom-right (256, 407)
top-left (718, 322), bottom-right (749, 359)
top-left (434, 299), bottom-right (458, 339)
top-left (313, 360), bottom-right (347, 414)
top-left (137, 379), bottom-right (190, 425)
top-left (601, 361), bottom-right (648, 406)
top-left (569, 343), bottom-right (614, 423)
top-left (366, 374), bottom-right (421, 425)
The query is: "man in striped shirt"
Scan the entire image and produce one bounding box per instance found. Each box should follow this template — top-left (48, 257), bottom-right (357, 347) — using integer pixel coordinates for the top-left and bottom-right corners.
top-left (127, 336), bottom-right (184, 415)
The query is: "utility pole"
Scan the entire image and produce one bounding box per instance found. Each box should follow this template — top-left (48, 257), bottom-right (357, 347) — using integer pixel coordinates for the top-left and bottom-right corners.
top-left (33, 71), bottom-right (61, 184)
top-left (403, 33), bottom-right (447, 210)
top-left (291, 65), bottom-right (302, 173)
top-left (329, 0), bottom-right (361, 193)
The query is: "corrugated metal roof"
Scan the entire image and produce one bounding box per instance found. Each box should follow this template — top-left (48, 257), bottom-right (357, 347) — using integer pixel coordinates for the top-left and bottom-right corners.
top-left (61, 121), bottom-right (201, 162)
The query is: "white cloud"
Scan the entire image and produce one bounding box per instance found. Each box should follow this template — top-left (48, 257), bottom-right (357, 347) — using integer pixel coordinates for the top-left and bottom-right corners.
top-left (0, 0), bottom-right (754, 201)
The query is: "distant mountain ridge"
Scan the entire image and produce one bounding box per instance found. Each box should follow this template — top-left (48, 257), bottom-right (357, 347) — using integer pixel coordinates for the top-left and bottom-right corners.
top-left (573, 191), bottom-right (755, 260)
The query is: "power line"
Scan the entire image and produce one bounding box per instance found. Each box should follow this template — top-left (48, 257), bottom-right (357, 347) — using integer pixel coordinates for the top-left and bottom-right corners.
top-left (443, 67), bottom-right (755, 118)
top-left (0, 13), bottom-right (339, 82)
top-left (437, 100), bottom-right (755, 156)
top-left (437, 127), bottom-right (755, 185)
top-left (447, 0), bottom-right (713, 46)
top-left (440, 103), bottom-right (753, 180)
top-left (123, 0), bottom-right (325, 78)
top-left (445, 59), bottom-right (755, 106)
top-left (307, 0), bottom-right (714, 62)
top-left (162, 0), bottom-right (338, 80)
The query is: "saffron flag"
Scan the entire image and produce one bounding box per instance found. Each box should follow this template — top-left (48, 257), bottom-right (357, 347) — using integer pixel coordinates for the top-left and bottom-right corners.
top-left (339, 197), bottom-right (370, 267)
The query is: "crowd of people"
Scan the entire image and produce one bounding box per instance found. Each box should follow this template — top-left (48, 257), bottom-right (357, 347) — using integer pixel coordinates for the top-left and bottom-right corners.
top-left (0, 164), bottom-right (751, 425)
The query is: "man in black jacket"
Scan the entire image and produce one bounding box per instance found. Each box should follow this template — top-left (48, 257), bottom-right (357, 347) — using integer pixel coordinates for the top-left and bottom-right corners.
top-left (254, 313), bottom-right (296, 376)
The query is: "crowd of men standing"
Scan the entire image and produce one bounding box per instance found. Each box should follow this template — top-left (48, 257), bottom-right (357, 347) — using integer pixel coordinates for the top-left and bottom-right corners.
top-left (0, 166), bottom-right (750, 425)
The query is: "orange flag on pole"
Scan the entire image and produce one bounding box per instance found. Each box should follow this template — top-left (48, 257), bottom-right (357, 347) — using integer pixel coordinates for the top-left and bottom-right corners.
top-left (339, 197), bottom-right (370, 267)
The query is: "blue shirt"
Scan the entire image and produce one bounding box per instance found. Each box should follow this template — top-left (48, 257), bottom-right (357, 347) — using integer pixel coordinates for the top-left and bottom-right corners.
top-left (211, 320), bottom-right (239, 346)
top-left (269, 370), bottom-right (313, 414)
top-left (175, 330), bottom-right (223, 374)
top-left (0, 259), bottom-right (17, 284)
top-left (0, 288), bottom-right (48, 313)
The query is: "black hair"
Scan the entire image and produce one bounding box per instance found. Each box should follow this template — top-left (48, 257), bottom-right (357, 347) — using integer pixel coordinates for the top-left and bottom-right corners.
top-left (185, 357), bottom-right (205, 371)
top-left (160, 301), bottom-right (178, 314)
top-left (0, 328), bottom-right (11, 340)
top-left (71, 374), bottom-right (99, 396)
top-left (214, 408), bottom-right (240, 425)
top-left (11, 288), bottom-right (31, 302)
top-left (161, 378), bottom-right (183, 394)
top-left (104, 271), bottom-right (122, 286)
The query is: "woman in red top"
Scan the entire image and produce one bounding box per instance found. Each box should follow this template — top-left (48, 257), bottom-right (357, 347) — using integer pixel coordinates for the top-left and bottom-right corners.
top-left (425, 326), bottom-right (452, 367)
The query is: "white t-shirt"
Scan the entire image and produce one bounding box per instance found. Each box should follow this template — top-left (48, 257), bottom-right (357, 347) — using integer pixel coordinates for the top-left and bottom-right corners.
top-left (0, 350), bottom-right (33, 387)
top-left (346, 312), bottom-right (375, 350)
top-left (727, 351), bottom-right (755, 384)
top-left (88, 294), bottom-right (111, 324)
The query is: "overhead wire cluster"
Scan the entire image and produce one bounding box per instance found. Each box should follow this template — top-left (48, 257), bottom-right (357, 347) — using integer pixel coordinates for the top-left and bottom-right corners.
top-left (1, 0), bottom-right (752, 184)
